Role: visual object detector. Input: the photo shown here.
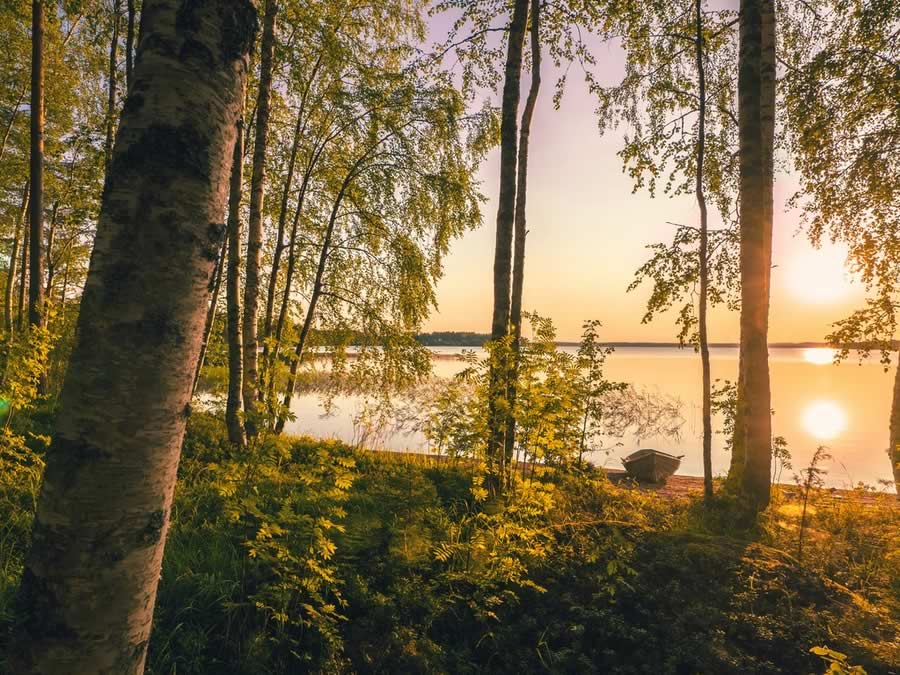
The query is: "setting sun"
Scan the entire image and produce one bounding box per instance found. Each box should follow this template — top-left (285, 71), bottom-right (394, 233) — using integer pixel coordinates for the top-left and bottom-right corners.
top-left (782, 244), bottom-right (855, 305)
top-left (802, 400), bottom-right (848, 439)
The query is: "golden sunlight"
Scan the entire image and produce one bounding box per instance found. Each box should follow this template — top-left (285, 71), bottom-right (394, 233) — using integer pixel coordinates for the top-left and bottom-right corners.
top-left (783, 244), bottom-right (854, 305)
top-left (802, 348), bottom-right (837, 365)
top-left (801, 400), bottom-right (848, 440)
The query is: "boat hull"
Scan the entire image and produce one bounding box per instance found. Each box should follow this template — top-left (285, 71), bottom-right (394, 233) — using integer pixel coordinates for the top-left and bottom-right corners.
top-left (622, 449), bottom-right (682, 484)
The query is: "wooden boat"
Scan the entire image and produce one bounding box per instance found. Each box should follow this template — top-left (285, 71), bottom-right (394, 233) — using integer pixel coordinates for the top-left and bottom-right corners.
top-left (622, 449), bottom-right (683, 484)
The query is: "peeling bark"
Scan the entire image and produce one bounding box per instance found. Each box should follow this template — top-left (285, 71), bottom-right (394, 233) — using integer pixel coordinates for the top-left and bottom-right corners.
top-left (13, 0), bottom-right (256, 670)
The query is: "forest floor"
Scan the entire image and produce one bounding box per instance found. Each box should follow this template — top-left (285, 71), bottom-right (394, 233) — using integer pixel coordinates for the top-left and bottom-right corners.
top-left (2, 414), bottom-right (899, 674)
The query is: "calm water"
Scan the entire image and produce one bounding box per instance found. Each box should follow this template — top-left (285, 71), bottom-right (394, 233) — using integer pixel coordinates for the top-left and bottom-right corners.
top-left (283, 346), bottom-right (897, 492)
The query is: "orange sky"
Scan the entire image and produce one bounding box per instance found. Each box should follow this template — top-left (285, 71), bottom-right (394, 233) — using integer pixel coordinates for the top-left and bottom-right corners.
top-left (423, 30), bottom-right (864, 343)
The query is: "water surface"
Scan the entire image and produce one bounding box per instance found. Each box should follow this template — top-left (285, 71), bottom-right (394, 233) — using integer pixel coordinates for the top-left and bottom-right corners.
top-left (284, 346), bottom-right (897, 491)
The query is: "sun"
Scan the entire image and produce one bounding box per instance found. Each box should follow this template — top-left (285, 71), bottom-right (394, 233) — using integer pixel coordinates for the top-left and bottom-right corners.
top-left (801, 400), bottom-right (847, 440)
top-left (782, 243), bottom-right (855, 305)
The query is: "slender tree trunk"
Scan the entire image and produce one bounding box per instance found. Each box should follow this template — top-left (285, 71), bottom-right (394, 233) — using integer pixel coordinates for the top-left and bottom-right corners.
top-left (17, 213), bottom-right (28, 331)
top-left (105, 0), bottom-right (121, 175)
top-left (890, 354), bottom-right (900, 497)
top-left (265, 159), bottom-right (314, 410)
top-left (274, 188), bottom-right (344, 434)
top-left (736, 0), bottom-right (773, 511)
top-left (60, 256), bottom-right (69, 306)
top-left (260, 106), bottom-right (304, 400)
top-left (486, 0), bottom-right (529, 482)
top-left (262, 112), bottom-right (301, 339)
top-left (760, 0), bottom-right (775, 306)
top-left (44, 200), bottom-right (59, 300)
top-left (125, 0), bottom-right (135, 89)
top-left (503, 0), bottom-right (541, 476)
top-left (695, 0), bottom-right (713, 501)
top-left (226, 115), bottom-right (248, 447)
top-left (0, 85), bottom-right (26, 164)
top-left (12, 0), bottom-right (255, 670)
top-left (262, 51), bottom-right (322, 350)
top-left (4, 182), bottom-right (28, 335)
top-left (242, 0), bottom-right (277, 423)
top-left (29, 0), bottom-right (45, 330)
top-left (192, 238), bottom-right (226, 396)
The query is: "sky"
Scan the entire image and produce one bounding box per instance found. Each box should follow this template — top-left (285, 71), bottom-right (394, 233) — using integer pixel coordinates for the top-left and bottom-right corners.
top-left (421, 9), bottom-right (866, 343)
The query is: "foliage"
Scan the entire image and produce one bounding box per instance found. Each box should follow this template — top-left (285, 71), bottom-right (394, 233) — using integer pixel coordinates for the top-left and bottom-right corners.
top-left (385, 314), bottom-right (683, 482)
top-left (1, 412), bottom-right (898, 673)
top-left (0, 325), bottom-right (52, 635)
top-left (811, 646), bottom-right (868, 675)
top-left (794, 446), bottom-right (832, 560)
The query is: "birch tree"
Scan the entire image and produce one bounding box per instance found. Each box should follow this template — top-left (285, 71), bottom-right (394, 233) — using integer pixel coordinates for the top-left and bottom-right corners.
top-left (12, 0), bottom-right (256, 670)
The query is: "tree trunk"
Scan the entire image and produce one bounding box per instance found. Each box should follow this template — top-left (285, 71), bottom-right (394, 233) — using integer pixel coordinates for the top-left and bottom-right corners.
top-left (12, 0), bottom-right (255, 670)
top-left (695, 0), bottom-right (713, 501)
top-left (890, 354), bottom-right (900, 497)
top-left (192, 238), bottom-right (227, 396)
top-left (0, 85), bottom-right (26, 164)
top-left (17, 210), bottom-right (28, 331)
top-left (265, 156), bottom-right (316, 410)
top-left (44, 200), bottom-right (60, 300)
top-left (260, 105), bottom-right (303, 400)
top-left (242, 0), bottom-right (277, 424)
top-left (105, 0), bottom-right (121, 175)
top-left (29, 0), bottom-right (45, 330)
top-left (226, 115), bottom-right (248, 447)
top-left (275, 177), bottom-right (350, 434)
top-left (503, 0), bottom-right (541, 475)
top-left (60, 255), bottom-right (69, 306)
top-left (262, 50), bottom-right (322, 350)
top-left (125, 0), bottom-right (135, 89)
top-left (262, 111), bottom-right (300, 340)
top-left (486, 0), bottom-right (529, 480)
top-left (736, 0), bottom-right (773, 511)
top-left (4, 182), bottom-right (28, 335)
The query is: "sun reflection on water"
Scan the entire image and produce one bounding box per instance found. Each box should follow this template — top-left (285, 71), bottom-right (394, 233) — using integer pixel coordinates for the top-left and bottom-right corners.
top-left (802, 400), bottom-right (847, 439)
top-left (802, 348), bottom-right (837, 365)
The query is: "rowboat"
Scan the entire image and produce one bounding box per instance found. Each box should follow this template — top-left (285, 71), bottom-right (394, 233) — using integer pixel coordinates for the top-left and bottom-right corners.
top-left (622, 449), bottom-right (683, 484)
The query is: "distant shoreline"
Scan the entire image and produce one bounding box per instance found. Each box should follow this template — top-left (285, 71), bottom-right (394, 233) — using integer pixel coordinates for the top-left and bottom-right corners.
top-left (414, 331), bottom-right (838, 349)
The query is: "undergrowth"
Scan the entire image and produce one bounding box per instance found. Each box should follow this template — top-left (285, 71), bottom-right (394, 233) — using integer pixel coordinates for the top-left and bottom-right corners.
top-left (1, 412), bottom-right (898, 673)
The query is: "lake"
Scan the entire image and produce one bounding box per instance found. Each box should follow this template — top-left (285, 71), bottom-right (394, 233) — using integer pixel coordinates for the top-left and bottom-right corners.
top-left (283, 346), bottom-right (898, 492)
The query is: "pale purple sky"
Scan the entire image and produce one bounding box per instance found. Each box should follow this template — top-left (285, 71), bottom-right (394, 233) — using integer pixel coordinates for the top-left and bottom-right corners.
top-left (422, 5), bottom-right (862, 342)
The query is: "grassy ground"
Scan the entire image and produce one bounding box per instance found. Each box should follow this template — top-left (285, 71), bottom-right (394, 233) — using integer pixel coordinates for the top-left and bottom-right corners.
top-left (2, 413), bottom-right (899, 673)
